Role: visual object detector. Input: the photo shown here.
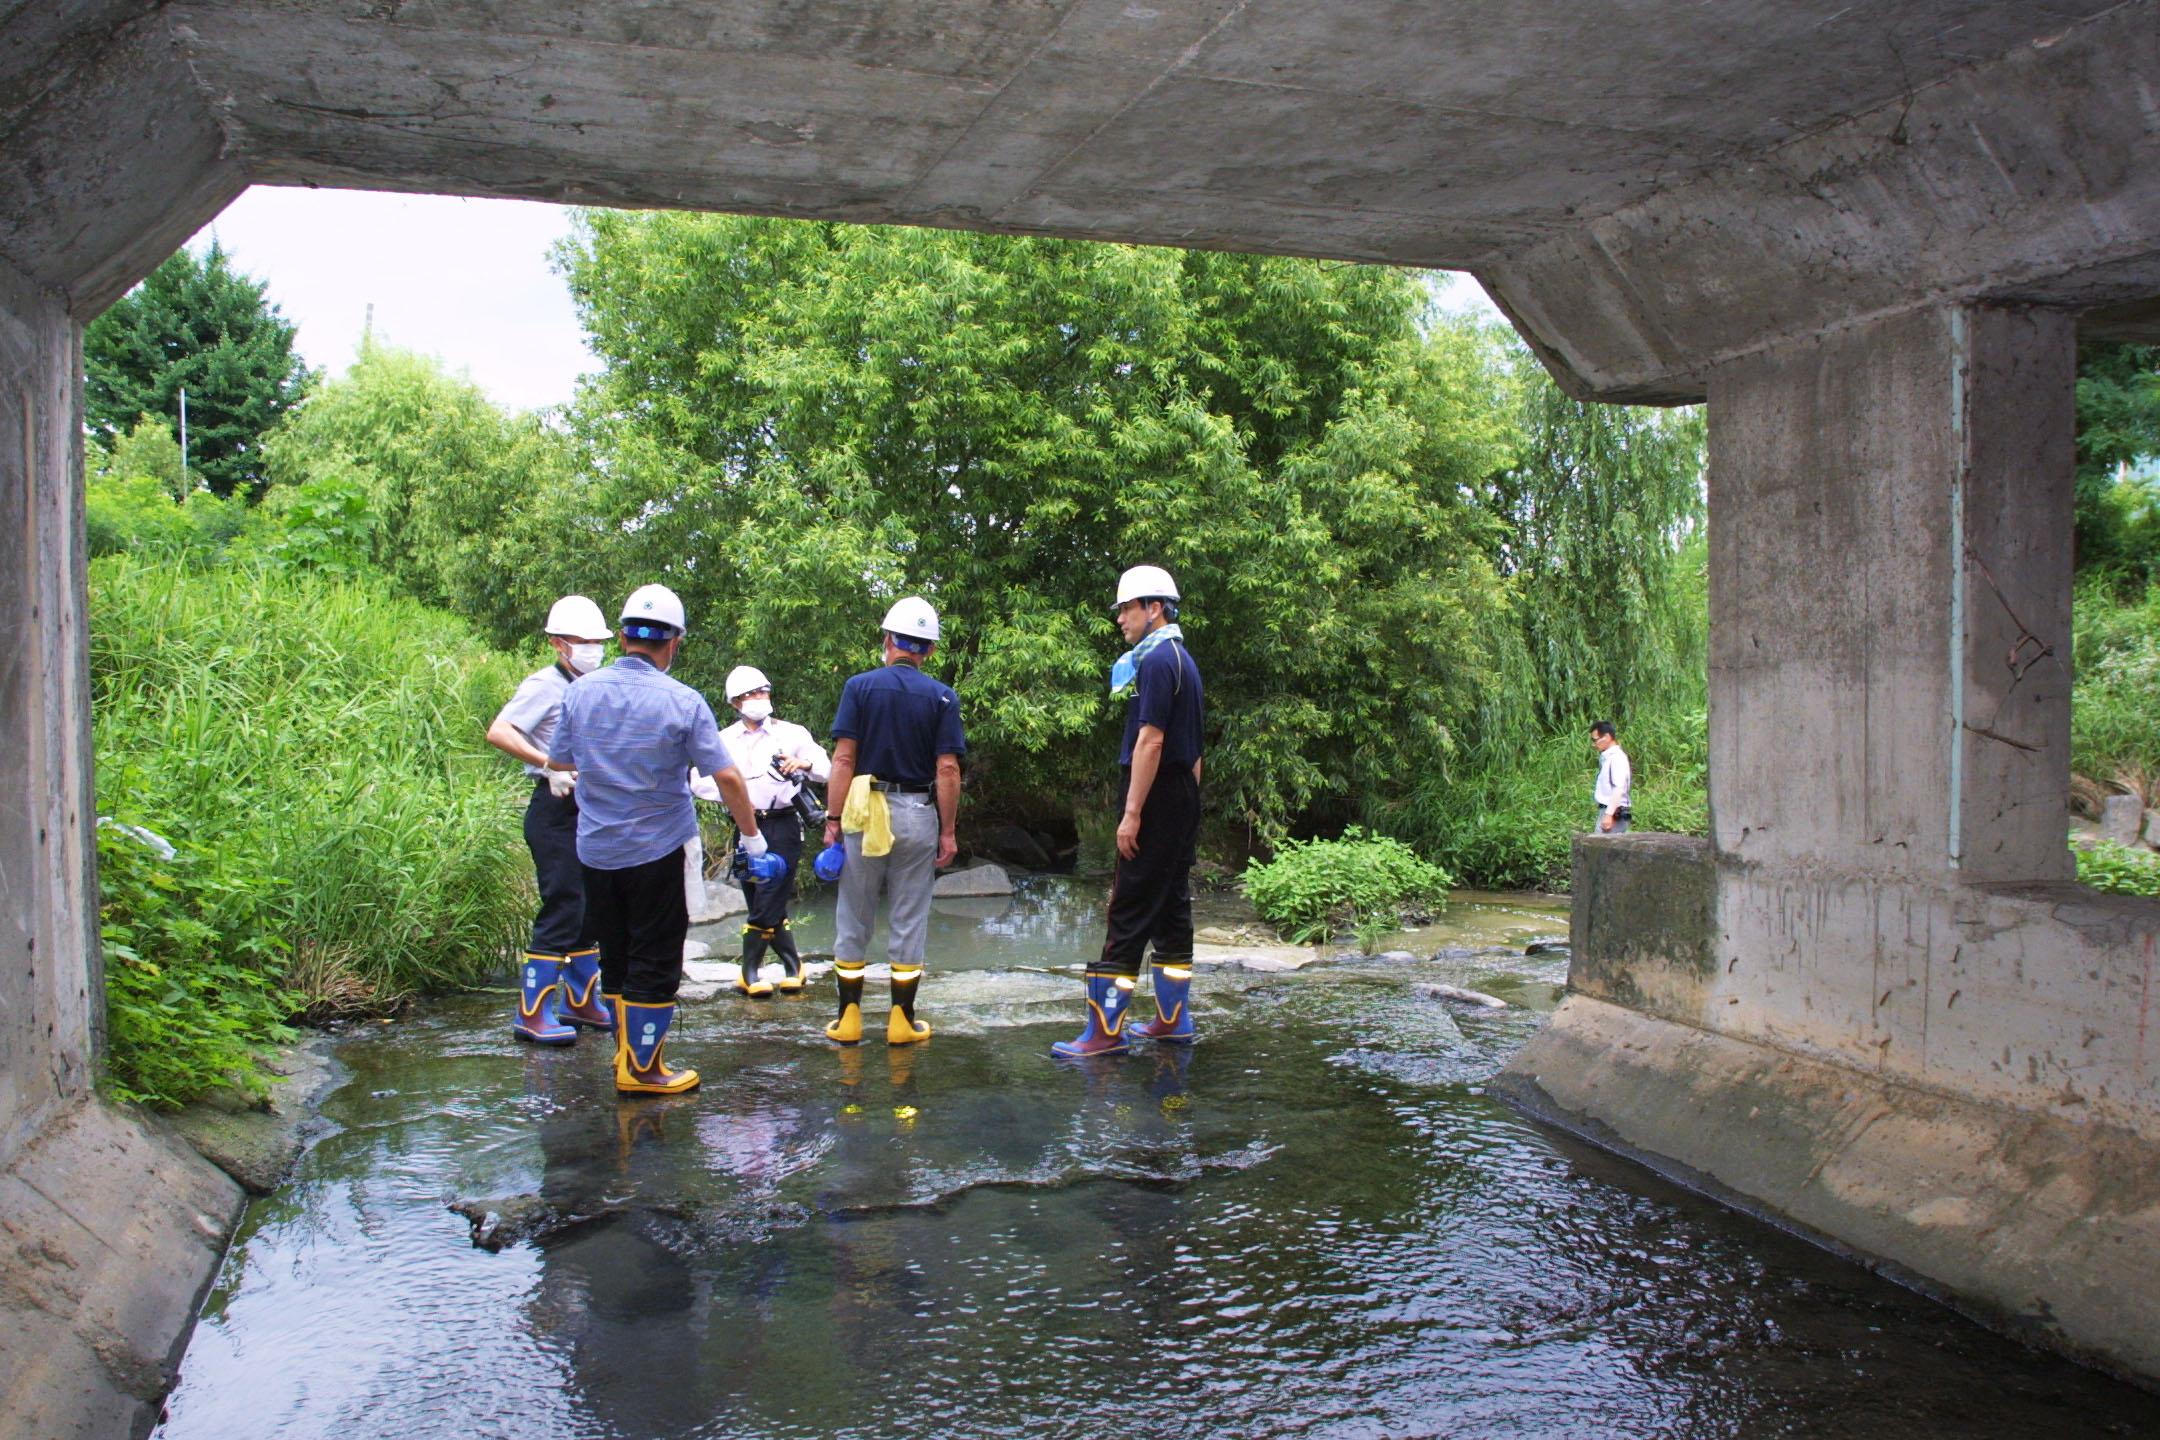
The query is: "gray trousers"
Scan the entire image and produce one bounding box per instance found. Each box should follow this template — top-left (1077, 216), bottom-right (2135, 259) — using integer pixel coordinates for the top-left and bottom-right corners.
top-left (833, 793), bottom-right (940, 966)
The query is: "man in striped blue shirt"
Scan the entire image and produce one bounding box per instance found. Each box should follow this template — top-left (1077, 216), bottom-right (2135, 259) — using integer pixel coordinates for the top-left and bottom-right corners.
top-left (549, 583), bottom-right (762, 1095)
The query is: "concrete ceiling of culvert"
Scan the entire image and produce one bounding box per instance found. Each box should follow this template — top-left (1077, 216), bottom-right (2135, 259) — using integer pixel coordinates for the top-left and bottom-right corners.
top-left (5, 0), bottom-right (2157, 398)
top-left (157, 0), bottom-right (2121, 267)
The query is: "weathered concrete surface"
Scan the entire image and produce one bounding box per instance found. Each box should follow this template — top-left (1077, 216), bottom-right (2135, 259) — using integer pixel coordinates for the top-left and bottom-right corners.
top-left (1569, 833), bottom-right (1714, 1015)
top-left (0, 248), bottom-right (99, 1162)
top-left (3, 4), bottom-right (2159, 399)
top-left (0, 1099), bottom-right (245, 1440)
top-left (1709, 305), bottom-right (2076, 883)
top-left (1507, 834), bottom-right (2160, 1378)
top-left (1498, 994), bottom-right (2160, 1383)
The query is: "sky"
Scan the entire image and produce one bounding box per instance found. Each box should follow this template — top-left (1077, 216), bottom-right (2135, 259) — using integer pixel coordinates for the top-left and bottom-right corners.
top-left (188, 186), bottom-right (1504, 413)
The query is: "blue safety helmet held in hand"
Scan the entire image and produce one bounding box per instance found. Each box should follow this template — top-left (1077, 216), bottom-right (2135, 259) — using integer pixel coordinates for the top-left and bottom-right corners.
top-left (738, 847), bottom-right (788, 885)
top-left (813, 841), bottom-right (847, 883)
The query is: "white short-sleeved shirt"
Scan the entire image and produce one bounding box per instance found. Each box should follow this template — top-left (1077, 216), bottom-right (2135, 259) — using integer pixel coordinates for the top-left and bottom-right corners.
top-left (1595, 745), bottom-right (1633, 813)
top-left (718, 717), bottom-right (831, 812)
top-left (494, 663), bottom-right (574, 777)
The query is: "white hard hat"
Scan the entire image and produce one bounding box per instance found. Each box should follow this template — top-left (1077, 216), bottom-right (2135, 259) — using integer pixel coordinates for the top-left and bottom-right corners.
top-left (724, 665), bottom-right (771, 700)
top-left (880, 596), bottom-right (940, 643)
top-left (544, 594), bottom-right (609, 638)
top-left (1114, 565), bottom-right (1180, 609)
top-left (620, 583), bottom-right (687, 635)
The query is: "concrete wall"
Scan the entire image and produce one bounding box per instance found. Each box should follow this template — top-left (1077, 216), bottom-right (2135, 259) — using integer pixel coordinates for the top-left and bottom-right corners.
top-left (1503, 301), bottom-right (2160, 1381)
top-left (0, 249), bottom-right (99, 1163)
top-left (0, 245), bottom-right (247, 1440)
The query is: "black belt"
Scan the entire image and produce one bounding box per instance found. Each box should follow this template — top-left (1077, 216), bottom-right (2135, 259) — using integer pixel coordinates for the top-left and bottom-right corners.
top-left (869, 781), bottom-right (932, 794)
top-left (755, 806), bottom-right (798, 819)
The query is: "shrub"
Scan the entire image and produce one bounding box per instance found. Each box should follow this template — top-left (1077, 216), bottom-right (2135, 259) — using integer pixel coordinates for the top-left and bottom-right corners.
top-left (2075, 841), bottom-right (2160, 898)
top-left (95, 821), bottom-right (294, 1107)
top-left (1243, 827), bottom-right (1452, 944)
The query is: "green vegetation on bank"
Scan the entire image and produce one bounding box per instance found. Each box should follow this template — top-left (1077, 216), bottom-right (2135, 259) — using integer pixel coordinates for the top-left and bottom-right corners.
top-left (92, 556), bottom-right (533, 1103)
top-left (1243, 829), bottom-right (1453, 946)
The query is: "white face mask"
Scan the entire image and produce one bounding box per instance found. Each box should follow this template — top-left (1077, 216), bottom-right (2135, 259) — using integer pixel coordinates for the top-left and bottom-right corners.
top-left (567, 643), bottom-right (606, 675)
top-left (740, 697), bottom-right (774, 723)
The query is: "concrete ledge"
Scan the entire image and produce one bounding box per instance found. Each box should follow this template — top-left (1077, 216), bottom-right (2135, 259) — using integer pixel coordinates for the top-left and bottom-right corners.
top-left (0, 1098), bottom-right (244, 1440)
top-left (1496, 995), bottom-right (2160, 1386)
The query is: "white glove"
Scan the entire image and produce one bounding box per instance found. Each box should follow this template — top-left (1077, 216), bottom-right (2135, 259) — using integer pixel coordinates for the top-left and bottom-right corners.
top-left (740, 829), bottom-right (769, 857)
top-left (547, 769), bottom-right (577, 798)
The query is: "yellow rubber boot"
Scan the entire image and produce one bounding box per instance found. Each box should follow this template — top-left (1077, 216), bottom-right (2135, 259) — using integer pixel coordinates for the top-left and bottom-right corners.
top-left (773, 920), bottom-right (806, 994)
top-left (887, 964), bottom-right (931, 1045)
top-left (825, 961), bottom-right (866, 1045)
top-left (736, 924), bottom-right (775, 997)
top-left (615, 1001), bottom-right (700, 1095)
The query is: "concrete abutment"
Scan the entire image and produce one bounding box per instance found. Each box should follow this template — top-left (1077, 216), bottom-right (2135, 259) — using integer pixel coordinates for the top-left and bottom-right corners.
top-left (1502, 303), bottom-right (2160, 1379)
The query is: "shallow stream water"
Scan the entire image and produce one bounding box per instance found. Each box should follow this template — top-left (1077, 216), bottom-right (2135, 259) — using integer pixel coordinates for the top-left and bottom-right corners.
top-left (157, 879), bottom-right (2160, 1439)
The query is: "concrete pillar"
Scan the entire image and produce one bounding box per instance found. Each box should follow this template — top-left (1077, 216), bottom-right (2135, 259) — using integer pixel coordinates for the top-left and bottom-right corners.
top-left (0, 250), bottom-right (99, 1160)
top-left (1707, 305), bottom-right (2075, 884)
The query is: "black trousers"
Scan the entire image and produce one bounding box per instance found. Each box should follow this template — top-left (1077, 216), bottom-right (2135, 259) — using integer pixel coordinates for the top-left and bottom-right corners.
top-left (524, 779), bottom-right (593, 955)
top-left (742, 810), bottom-right (804, 932)
top-left (1099, 765), bottom-right (1200, 977)
top-left (583, 845), bottom-right (690, 1004)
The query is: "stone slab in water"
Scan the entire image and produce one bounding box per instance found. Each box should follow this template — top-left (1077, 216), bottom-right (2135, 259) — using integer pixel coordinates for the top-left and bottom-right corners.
top-left (1193, 941), bottom-right (1321, 972)
top-left (934, 862), bottom-right (1013, 896)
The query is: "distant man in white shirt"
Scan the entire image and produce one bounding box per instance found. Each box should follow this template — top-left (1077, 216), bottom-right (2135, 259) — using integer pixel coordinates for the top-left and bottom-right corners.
top-left (1591, 719), bottom-right (1632, 834)
top-left (711, 665), bottom-right (831, 996)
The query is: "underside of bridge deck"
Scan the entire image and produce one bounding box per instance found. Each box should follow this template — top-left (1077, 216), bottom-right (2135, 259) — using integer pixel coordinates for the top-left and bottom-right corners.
top-left (4, 3), bottom-right (2160, 1431)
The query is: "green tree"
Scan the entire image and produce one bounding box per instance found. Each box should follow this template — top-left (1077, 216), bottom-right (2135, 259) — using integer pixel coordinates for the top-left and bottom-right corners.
top-left (259, 340), bottom-right (583, 639)
top-left (85, 241), bottom-right (313, 499)
top-left (554, 214), bottom-right (1519, 835)
top-left (2074, 341), bottom-right (2160, 581)
top-left (1475, 352), bottom-right (1706, 742)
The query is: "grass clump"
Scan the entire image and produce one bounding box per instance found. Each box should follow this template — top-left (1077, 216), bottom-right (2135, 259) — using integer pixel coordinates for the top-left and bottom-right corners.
top-left (2075, 841), bottom-right (2160, 898)
top-left (1243, 827), bottom-right (1452, 945)
top-left (91, 555), bottom-right (534, 1103)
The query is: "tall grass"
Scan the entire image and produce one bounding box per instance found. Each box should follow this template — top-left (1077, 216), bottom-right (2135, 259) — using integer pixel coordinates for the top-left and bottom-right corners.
top-left (91, 556), bottom-right (535, 1100)
top-left (2072, 575), bottom-right (2160, 797)
top-left (1382, 701), bottom-right (1707, 890)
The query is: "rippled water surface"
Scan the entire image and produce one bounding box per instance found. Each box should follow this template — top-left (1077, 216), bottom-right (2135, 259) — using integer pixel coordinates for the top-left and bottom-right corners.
top-left (159, 879), bottom-right (2160, 1439)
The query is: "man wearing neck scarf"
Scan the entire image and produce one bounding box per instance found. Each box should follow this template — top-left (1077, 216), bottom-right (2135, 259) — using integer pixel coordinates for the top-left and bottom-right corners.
top-left (1055, 565), bottom-right (1206, 1057)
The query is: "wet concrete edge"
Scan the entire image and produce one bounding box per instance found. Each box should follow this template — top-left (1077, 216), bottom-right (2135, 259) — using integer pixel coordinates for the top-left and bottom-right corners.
top-left (1486, 1062), bottom-right (2160, 1397)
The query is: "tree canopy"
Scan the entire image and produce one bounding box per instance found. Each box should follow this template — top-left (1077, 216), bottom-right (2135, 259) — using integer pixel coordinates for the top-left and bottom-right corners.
top-left (548, 215), bottom-right (1527, 832)
top-left (85, 241), bottom-right (312, 499)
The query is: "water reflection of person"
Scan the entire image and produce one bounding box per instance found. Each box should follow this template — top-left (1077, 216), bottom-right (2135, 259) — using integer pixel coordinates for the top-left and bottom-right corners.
top-left (521, 1046), bottom-right (718, 1437)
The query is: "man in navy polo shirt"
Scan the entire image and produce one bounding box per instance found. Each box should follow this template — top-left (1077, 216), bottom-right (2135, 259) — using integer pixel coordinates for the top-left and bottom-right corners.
top-left (818, 596), bottom-right (965, 1047)
top-left (548, 583), bottom-right (765, 1095)
top-left (1055, 565), bottom-right (1205, 1057)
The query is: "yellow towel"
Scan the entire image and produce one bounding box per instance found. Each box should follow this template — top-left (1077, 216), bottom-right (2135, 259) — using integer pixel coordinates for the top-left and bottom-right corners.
top-left (841, 775), bottom-right (894, 857)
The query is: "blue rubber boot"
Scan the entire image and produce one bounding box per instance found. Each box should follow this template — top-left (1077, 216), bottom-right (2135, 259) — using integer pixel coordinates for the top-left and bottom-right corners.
top-left (558, 947), bottom-right (613, 1029)
top-left (1129, 962), bottom-right (1196, 1043)
top-left (513, 953), bottom-right (576, 1046)
top-left (616, 1001), bottom-right (699, 1094)
top-left (1051, 971), bottom-right (1133, 1058)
